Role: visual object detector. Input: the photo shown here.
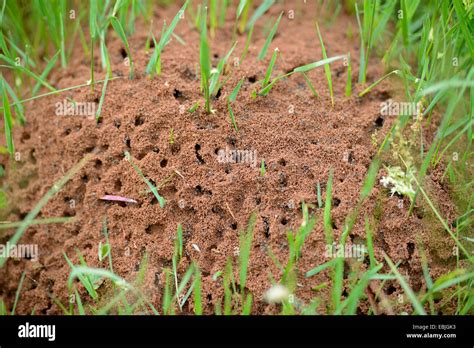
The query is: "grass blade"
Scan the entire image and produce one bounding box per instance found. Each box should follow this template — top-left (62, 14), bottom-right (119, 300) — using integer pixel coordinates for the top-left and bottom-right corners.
top-left (109, 16), bottom-right (134, 79)
top-left (0, 155), bottom-right (92, 268)
top-left (258, 11), bottom-right (283, 61)
top-left (1, 80), bottom-right (14, 157)
top-left (315, 22), bottom-right (335, 106)
top-left (124, 151), bottom-right (165, 208)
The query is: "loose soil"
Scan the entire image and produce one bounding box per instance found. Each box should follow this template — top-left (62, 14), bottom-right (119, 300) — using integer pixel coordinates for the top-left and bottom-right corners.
top-left (0, 1), bottom-right (460, 314)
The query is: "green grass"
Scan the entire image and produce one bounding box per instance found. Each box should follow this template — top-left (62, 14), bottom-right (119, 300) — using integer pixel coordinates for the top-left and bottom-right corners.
top-left (146, 1), bottom-right (189, 78)
top-left (1, 80), bottom-right (14, 157)
top-left (240, 23), bottom-right (254, 63)
top-left (109, 15), bottom-right (134, 79)
top-left (262, 48), bottom-right (279, 88)
top-left (124, 151), bottom-right (165, 208)
top-left (258, 55), bottom-right (345, 97)
top-left (258, 11), bottom-right (282, 61)
top-left (1, 0), bottom-right (473, 317)
top-left (315, 22), bottom-right (335, 106)
top-left (0, 154), bottom-right (91, 268)
top-left (227, 99), bottom-right (238, 132)
top-left (199, 5), bottom-right (212, 113)
top-left (209, 42), bottom-right (237, 96)
top-left (236, 0), bottom-right (252, 35)
top-left (246, 0), bottom-right (274, 32)
top-left (345, 52), bottom-right (352, 97)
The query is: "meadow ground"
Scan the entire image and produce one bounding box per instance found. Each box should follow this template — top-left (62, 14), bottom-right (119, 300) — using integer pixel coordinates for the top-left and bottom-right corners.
top-left (0, 0), bottom-right (472, 316)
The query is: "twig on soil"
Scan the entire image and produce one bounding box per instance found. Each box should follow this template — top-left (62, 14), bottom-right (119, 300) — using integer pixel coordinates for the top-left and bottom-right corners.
top-left (225, 202), bottom-right (236, 221)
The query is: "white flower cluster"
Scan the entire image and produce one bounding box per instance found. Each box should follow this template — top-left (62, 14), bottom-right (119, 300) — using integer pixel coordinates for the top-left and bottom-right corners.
top-left (380, 166), bottom-right (416, 201)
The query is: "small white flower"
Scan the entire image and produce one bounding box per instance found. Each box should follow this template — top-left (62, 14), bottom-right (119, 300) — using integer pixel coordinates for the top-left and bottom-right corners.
top-left (263, 284), bottom-right (290, 304)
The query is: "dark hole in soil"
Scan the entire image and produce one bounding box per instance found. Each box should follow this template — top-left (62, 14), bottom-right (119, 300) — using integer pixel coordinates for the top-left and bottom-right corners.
top-left (196, 152), bottom-right (205, 164)
top-left (348, 152), bottom-right (355, 164)
top-left (363, 255), bottom-right (370, 266)
top-left (332, 198), bottom-right (341, 207)
top-left (171, 144), bottom-right (180, 155)
top-left (335, 66), bottom-right (345, 78)
top-left (207, 293), bottom-right (212, 302)
top-left (224, 167), bottom-right (231, 174)
top-left (46, 279), bottom-right (55, 291)
top-left (124, 135), bottom-right (131, 148)
top-left (331, 221), bottom-right (338, 230)
top-left (153, 146), bottom-right (160, 153)
top-left (279, 173), bottom-right (287, 187)
top-left (81, 174), bottom-right (89, 183)
top-left (120, 47), bottom-right (127, 59)
top-left (64, 128), bottom-right (71, 135)
top-left (407, 242), bottom-right (415, 258)
top-left (154, 272), bottom-right (160, 286)
top-left (374, 116), bottom-right (384, 128)
top-left (21, 132), bottom-right (31, 142)
top-left (213, 53), bottom-right (219, 59)
top-left (145, 223), bottom-right (163, 235)
top-left (211, 206), bottom-right (224, 216)
top-left (136, 151), bottom-right (147, 160)
top-left (263, 217), bottom-right (270, 238)
top-left (63, 209), bottom-right (76, 217)
top-left (376, 90), bottom-right (391, 101)
top-left (114, 179), bottom-right (122, 191)
top-left (278, 158), bottom-right (287, 166)
top-left (160, 159), bottom-right (168, 168)
top-left (195, 185), bottom-right (203, 195)
top-left (255, 197), bottom-right (261, 205)
top-left (214, 88), bottom-right (222, 100)
top-left (248, 75), bottom-right (257, 83)
top-left (415, 208), bottom-right (424, 220)
top-left (231, 222), bottom-right (237, 230)
top-left (195, 144), bottom-right (205, 164)
top-left (94, 159), bottom-right (102, 169)
top-left (30, 149), bottom-right (37, 164)
top-left (281, 217), bottom-right (288, 225)
top-left (118, 201), bottom-right (127, 207)
top-left (386, 285), bottom-right (397, 295)
top-left (226, 137), bottom-right (237, 147)
top-left (135, 115), bottom-right (145, 126)
top-left (343, 261), bottom-right (350, 279)
top-left (173, 88), bottom-right (183, 100)
top-left (93, 97), bottom-right (99, 104)
top-left (114, 119), bottom-right (121, 129)
top-left (349, 233), bottom-right (355, 243)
